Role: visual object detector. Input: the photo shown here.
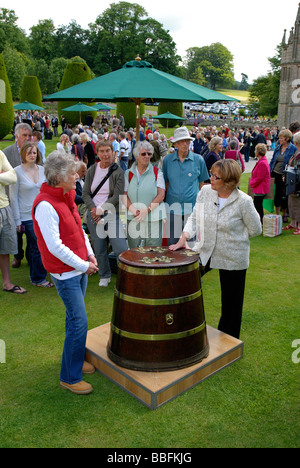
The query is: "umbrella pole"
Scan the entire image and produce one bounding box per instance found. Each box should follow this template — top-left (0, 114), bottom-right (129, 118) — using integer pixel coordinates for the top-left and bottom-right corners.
top-left (134, 98), bottom-right (141, 142)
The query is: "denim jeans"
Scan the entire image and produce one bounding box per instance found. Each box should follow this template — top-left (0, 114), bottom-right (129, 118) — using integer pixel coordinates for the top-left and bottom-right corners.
top-left (50, 273), bottom-right (88, 385)
top-left (22, 220), bottom-right (47, 284)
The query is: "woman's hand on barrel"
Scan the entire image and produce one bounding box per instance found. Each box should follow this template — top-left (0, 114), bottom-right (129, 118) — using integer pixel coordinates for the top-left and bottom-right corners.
top-left (169, 234), bottom-right (189, 251)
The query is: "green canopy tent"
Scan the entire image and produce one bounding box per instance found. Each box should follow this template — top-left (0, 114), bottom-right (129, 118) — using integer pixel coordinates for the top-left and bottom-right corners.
top-left (62, 102), bottom-right (96, 124)
top-left (154, 111), bottom-right (186, 137)
top-left (45, 57), bottom-right (238, 140)
top-left (14, 101), bottom-right (44, 111)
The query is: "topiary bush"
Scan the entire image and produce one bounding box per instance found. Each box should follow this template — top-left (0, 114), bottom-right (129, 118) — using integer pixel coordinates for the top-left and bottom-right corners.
top-left (116, 101), bottom-right (145, 129)
top-left (57, 61), bottom-right (97, 127)
top-left (19, 76), bottom-right (43, 107)
top-left (157, 101), bottom-right (183, 128)
top-left (0, 54), bottom-right (14, 139)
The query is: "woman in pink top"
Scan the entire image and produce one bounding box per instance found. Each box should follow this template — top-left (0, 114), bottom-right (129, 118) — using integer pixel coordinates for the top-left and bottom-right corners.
top-left (224, 140), bottom-right (245, 173)
top-left (249, 143), bottom-right (271, 222)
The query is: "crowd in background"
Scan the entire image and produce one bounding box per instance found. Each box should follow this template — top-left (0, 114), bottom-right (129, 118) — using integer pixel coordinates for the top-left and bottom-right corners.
top-left (1, 112), bottom-right (300, 297)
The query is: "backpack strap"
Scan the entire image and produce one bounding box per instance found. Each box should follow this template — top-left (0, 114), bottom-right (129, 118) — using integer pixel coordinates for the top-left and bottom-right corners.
top-left (153, 166), bottom-right (159, 180)
top-left (128, 166), bottom-right (159, 184)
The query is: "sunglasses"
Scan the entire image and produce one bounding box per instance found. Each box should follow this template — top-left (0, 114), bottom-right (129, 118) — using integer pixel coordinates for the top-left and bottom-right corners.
top-left (209, 171), bottom-right (222, 181)
top-left (140, 152), bottom-right (152, 156)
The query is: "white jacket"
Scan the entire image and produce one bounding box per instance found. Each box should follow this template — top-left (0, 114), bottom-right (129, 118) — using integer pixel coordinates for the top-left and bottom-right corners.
top-left (184, 185), bottom-right (262, 270)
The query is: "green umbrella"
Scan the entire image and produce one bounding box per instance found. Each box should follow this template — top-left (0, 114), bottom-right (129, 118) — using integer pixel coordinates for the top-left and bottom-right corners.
top-left (154, 111), bottom-right (186, 137)
top-left (45, 57), bottom-right (238, 139)
top-left (91, 103), bottom-right (114, 111)
top-left (14, 101), bottom-right (43, 111)
top-left (62, 102), bottom-right (96, 124)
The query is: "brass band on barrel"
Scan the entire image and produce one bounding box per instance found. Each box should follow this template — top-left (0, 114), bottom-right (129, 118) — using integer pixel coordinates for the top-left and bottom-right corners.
top-left (114, 288), bottom-right (202, 306)
top-left (118, 261), bottom-right (199, 276)
top-left (110, 321), bottom-right (206, 342)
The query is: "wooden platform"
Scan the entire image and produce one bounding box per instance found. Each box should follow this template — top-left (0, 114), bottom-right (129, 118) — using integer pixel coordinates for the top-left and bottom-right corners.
top-left (85, 323), bottom-right (243, 410)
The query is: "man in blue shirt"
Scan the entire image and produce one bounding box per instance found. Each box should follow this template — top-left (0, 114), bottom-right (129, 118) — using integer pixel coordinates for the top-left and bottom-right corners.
top-left (162, 127), bottom-right (209, 245)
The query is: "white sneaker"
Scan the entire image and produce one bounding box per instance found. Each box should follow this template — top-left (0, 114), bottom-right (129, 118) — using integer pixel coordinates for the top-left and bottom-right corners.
top-left (99, 278), bottom-right (111, 287)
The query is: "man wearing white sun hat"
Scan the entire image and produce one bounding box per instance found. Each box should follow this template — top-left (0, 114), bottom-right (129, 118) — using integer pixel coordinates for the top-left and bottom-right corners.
top-left (162, 127), bottom-right (209, 245)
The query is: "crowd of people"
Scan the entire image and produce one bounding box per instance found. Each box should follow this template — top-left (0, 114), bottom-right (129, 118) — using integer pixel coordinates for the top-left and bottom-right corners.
top-left (1, 115), bottom-right (299, 395)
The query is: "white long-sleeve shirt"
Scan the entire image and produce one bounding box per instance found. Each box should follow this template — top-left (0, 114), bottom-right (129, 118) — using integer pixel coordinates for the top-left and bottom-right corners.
top-left (35, 201), bottom-right (94, 280)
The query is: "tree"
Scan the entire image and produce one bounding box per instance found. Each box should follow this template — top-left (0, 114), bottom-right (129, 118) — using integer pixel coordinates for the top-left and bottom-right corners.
top-left (185, 43), bottom-right (235, 89)
top-left (157, 102), bottom-right (183, 128)
top-left (89, 2), bottom-right (181, 75)
top-left (57, 60), bottom-right (96, 126)
top-left (2, 45), bottom-right (27, 99)
top-left (0, 8), bottom-right (29, 55)
top-left (29, 19), bottom-right (57, 64)
top-left (0, 53), bottom-right (14, 139)
top-left (249, 46), bottom-right (281, 117)
top-left (116, 102), bottom-right (145, 129)
top-left (239, 73), bottom-right (249, 91)
top-left (19, 76), bottom-right (43, 107)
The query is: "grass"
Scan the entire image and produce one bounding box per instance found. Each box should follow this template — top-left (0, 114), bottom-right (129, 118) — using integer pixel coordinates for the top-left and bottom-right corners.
top-left (217, 89), bottom-right (250, 103)
top-left (0, 133), bottom-right (299, 448)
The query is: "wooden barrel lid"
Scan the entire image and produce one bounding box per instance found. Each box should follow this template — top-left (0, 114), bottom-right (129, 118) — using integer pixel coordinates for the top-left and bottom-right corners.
top-left (119, 247), bottom-right (199, 269)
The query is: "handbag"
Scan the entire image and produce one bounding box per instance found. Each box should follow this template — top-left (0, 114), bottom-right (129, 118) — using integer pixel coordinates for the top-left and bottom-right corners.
top-left (90, 163), bottom-right (119, 199)
top-left (236, 150), bottom-right (242, 168)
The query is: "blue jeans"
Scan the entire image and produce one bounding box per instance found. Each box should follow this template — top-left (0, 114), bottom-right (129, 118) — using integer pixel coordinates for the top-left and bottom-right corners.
top-left (51, 273), bottom-right (88, 385)
top-left (119, 158), bottom-right (128, 172)
top-left (22, 220), bottom-right (47, 284)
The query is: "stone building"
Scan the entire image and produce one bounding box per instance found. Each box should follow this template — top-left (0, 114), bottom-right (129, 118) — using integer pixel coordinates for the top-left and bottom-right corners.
top-left (277, 3), bottom-right (300, 128)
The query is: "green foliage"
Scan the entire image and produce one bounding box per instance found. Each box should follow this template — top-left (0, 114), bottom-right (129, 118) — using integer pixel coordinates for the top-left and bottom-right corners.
top-left (185, 43), bottom-right (235, 90)
top-left (57, 61), bottom-right (97, 126)
top-left (157, 102), bottom-right (183, 127)
top-left (2, 45), bottom-right (27, 99)
top-left (249, 46), bottom-right (281, 117)
top-left (19, 75), bottom-right (43, 107)
top-left (116, 101), bottom-right (145, 129)
top-left (0, 54), bottom-right (14, 139)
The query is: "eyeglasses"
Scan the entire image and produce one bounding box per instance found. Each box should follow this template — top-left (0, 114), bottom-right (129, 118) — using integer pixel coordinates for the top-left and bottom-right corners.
top-left (209, 171), bottom-right (222, 181)
top-left (140, 152), bottom-right (152, 156)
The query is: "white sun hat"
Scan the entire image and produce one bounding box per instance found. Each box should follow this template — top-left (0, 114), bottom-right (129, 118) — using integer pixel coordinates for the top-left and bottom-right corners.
top-left (172, 126), bottom-right (194, 143)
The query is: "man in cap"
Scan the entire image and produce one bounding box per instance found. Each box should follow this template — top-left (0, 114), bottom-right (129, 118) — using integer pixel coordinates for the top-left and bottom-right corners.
top-left (162, 127), bottom-right (209, 245)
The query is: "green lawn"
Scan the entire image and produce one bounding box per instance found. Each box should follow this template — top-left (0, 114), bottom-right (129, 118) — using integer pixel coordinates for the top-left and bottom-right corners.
top-left (217, 89), bottom-right (250, 103)
top-left (0, 134), bottom-right (299, 448)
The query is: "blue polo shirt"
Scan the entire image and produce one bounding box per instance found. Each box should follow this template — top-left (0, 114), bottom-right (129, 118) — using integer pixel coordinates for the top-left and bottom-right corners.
top-left (162, 150), bottom-right (209, 215)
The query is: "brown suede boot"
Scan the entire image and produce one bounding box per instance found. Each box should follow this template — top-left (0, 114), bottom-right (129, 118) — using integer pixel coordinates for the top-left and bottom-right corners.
top-left (82, 361), bottom-right (95, 375)
top-left (60, 380), bottom-right (93, 395)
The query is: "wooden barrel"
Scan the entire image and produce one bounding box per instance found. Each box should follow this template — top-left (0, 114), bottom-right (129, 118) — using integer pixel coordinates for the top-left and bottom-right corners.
top-left (107, 247), bottom-right (209, 372)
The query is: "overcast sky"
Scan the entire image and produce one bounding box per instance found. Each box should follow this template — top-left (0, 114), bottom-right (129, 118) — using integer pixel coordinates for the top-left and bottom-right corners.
top-left (2, 0), bottom-right (299, 83)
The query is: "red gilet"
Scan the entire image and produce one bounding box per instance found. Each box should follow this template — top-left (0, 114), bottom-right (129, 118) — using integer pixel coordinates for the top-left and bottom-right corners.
top-left (32, 183), bottom-right (88, 274)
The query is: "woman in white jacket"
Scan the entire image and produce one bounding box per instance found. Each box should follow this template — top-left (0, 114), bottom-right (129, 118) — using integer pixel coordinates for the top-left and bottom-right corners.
top-left (170, 159), bottom-right (262, 339)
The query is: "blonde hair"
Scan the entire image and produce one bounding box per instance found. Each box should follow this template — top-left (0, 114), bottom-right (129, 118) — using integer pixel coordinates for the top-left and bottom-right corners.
top-left (255, 143), bottom-right (268, 157)
top-left (209, 136), bottom-right (222, 153)
top-left (279, 129), bottom-right (293, 143)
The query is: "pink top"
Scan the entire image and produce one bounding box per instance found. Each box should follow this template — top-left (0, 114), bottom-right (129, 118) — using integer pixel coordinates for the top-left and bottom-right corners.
top-left (249, 156), bottom-right (271, 194)
top-left (90, 164), bottom-right (110, 207)
top-left (224, 150), bottom-right (245, 172)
